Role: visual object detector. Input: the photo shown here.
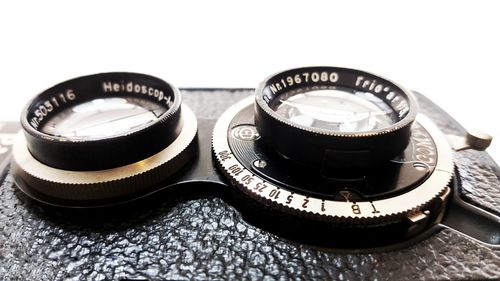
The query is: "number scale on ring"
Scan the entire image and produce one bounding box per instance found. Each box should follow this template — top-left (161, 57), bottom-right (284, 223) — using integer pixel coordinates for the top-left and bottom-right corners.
top-left (213, 96), bottom-right (454, 223)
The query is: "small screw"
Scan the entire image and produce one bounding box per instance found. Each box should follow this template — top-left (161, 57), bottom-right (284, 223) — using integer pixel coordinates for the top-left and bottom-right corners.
top-left (253, 159), bottom-right (267, 168)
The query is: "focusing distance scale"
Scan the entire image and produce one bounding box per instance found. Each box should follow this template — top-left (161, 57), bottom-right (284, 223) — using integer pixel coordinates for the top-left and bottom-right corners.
top-left (21, 72), bottom-right (182, 171)
top-left (255, 67), bottom-right (418, 171)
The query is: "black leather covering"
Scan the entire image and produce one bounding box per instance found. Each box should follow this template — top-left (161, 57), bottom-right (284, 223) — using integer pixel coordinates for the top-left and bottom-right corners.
top-left (0, 89), bottom-right (499, 280)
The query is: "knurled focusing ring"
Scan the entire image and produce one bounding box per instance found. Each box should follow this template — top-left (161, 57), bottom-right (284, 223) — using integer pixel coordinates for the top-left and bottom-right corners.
top-left (254, 66), bottom-right (418, 170)
top-left (21, 72), bottom-right (182, 171)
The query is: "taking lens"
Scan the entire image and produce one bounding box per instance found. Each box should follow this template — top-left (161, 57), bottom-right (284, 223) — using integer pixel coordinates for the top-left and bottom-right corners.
top-left (269, 87), bottom-right (399, 132)
top-left (254, 66), bottom-right (418, 171)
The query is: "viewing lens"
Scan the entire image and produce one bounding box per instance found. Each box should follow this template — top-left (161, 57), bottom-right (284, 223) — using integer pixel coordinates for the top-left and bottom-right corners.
top-left (12, 72), bottom-right (199, 206)
top-left (40, 97), bottom-right (166, 139)
top-left (20, 72), bottom-right (183, 171)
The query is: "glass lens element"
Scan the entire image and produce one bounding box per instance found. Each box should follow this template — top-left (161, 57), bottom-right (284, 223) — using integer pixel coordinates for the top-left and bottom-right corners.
top-left (40, 97), bottom-right (166, 139)
top-left (270, 88), bottom-right (399, 132)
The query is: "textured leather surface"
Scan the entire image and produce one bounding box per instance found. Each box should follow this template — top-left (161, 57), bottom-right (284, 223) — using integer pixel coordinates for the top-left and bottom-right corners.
top-left (1, 89), bottom-right (499, 280)
top-left (455, 150), bottom-right (500, 216)
top-left (416, 94), bottom-right (500, 216)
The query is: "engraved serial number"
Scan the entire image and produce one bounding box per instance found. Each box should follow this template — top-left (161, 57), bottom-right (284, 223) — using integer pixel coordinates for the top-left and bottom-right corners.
top-left (268, 71), bottom-right (339, 96)
top-left (29, 89), bottom-right (76, 129)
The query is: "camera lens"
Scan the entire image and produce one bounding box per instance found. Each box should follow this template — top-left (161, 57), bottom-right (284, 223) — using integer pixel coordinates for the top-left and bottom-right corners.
top-left (213, 66), bottom-right (454, 240)
top-left (269, 87), bottom-right (398, 132)
top-left (21, 72), bottom-right (182, 171)
top-left (11, 73), bottom-right (198, 206)
top-left (254, 66), bottom-right (418, 171)
top-left (39, 97), bottom-right (165, 139)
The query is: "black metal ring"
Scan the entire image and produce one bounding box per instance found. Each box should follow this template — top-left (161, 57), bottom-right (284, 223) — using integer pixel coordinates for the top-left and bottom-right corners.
top-left (254, 66), bottom-right (418, 172)
top-left (21, 72), bottom-right (182, 171)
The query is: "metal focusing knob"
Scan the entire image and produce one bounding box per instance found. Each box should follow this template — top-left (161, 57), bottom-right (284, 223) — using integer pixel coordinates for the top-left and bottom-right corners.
top-left (11, 73), bottom-right (198, 207)
top-left (447, 130), bottom-right (493, 151)
top-left (466, 131), bottom-right (493, 151)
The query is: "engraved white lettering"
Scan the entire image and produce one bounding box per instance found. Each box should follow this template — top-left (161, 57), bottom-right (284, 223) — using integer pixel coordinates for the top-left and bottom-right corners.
top-left (101, 81), bottom-right (170, 107)
top-left (102, 82), bottom-right (113, 92)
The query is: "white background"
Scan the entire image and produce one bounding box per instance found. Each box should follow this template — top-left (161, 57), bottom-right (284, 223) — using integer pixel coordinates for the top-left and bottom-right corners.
top-left (1, 1), bottom-right (499, 163)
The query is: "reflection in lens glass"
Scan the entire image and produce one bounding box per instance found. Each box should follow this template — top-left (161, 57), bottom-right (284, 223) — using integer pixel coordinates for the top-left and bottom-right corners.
top-left (40, 97), bottom-right (166, 139)
top-left (270, 88), bottom-right (399, 132)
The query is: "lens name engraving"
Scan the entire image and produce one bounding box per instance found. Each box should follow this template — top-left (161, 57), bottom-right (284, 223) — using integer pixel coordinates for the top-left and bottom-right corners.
top-left (263, 69), bottom-right (412, 122)
top-left (102, 81), bottom-right (173, 107)
top-left (355, 76), bottom-right (391, 94)
top-left (411, 127), bottom-right (436, 164)
top-left (356, 76), bottom-right (409, 118)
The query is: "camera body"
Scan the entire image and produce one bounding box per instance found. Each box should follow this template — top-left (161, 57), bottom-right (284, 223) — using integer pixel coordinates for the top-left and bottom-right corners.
top-left (1, 88), bottom-right (499, 280)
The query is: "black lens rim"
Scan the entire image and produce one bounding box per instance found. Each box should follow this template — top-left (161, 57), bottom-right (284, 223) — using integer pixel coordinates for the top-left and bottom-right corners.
top-left (21, 72), bottom-right (182, 171)
top-left (254, 66), bottom-right (418, 169)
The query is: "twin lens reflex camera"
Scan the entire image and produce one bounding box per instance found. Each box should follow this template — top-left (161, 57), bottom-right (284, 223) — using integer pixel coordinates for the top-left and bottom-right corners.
top-left (0, 67), bottom-right (499, 280)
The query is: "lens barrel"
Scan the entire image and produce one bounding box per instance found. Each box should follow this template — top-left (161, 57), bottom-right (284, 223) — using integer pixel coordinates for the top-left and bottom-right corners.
top-left (254, 66), bottom-right (418, 172)
top-left (21, 72), bottom-right (182, 171)
top-left (12, 72), bottom-right (198, 206)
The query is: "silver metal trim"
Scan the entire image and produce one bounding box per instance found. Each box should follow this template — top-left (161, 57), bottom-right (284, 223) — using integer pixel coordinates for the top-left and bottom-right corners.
top-left (12, 104), bottom-right (198, 201)
top-left (213, 97), bottom-right (454, 222)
